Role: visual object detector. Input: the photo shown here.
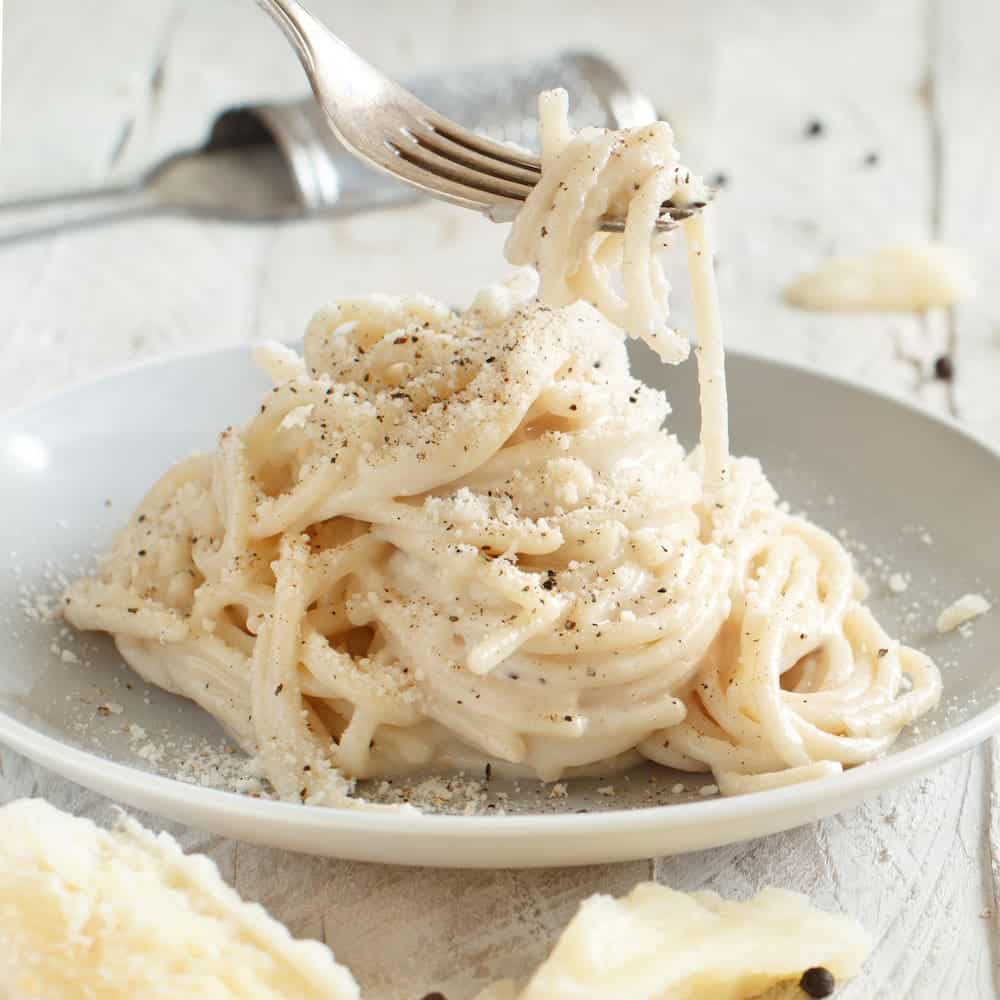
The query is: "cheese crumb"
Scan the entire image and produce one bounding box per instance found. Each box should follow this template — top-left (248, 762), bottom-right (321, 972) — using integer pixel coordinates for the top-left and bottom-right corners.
top-left (936, 593), bottom-right (991, 633)
top-left (279, 403), bottom-right (314, 431)
top-left (252, 341), bottom-right (307, 384)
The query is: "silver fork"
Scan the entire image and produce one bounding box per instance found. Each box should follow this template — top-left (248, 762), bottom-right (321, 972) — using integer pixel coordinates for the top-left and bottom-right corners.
top-left (256, 0), bottom-right (708, 233)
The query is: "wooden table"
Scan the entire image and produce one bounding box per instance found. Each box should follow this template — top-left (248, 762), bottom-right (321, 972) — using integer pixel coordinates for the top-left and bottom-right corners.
top-left (1, 1), bottom-right (997, 996)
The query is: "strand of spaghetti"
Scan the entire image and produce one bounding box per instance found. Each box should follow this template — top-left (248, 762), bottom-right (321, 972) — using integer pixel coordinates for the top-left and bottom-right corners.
top-left (250, 535), bottom-right (341, 802)
top-left (622, 166), bottom-right (686, 361)
top-left (65, 582), bottom-right (188, 642)
top-left (685, 211), bottom-right (730, 496)
top-left (299, 632), bottom-right (421, 727)
top-left (217, 430), bottom-right (254, 569)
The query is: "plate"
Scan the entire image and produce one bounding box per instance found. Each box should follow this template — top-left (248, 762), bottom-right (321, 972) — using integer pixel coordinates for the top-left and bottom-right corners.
top-left (2, 343), bottom-right (998, 867)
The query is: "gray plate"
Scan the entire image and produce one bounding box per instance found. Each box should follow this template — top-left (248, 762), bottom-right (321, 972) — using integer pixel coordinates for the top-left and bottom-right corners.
top-left (1, 343), bottom-right (997, 867)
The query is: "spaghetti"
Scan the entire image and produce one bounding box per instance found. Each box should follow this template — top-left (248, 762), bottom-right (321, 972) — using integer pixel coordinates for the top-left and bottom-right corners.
top-left (64, 92), bottom-right (940, 802)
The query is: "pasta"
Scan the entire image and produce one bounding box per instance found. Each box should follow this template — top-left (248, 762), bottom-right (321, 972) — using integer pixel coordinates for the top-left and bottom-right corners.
top-left (64, 91), bottom-right (940, 803)
top-left (506, 88), bottom-right (706, 366)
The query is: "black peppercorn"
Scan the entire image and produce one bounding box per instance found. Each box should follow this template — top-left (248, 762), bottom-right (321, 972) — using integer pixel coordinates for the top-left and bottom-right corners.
top-left (805, 118), bottom-right (824, 137)
top-left (800, 966), bottom-right (836, 997)
top-left (934, 355), bottom-right (954, 380)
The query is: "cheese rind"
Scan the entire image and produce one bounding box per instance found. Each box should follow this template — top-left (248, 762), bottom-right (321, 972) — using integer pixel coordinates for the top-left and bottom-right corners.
top-left (0, 799), bottom-right (360, 1000)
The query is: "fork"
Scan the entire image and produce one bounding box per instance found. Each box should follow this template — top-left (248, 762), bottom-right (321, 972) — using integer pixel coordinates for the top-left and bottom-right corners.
top-left (256, 0), bottom-right (707, 232)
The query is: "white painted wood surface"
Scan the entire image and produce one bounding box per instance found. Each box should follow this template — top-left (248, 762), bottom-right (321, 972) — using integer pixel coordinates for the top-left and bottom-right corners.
top-left (0, 1), bottom-right (997, 996)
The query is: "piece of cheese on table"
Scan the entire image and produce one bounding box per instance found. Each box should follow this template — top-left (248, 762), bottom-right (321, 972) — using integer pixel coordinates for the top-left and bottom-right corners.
top-left (0, 798), bottom-right (359, 1000)
top-left (785, 243), bottom-right (974, 312)
top-left (480, 882), bottom-right (871, 1000)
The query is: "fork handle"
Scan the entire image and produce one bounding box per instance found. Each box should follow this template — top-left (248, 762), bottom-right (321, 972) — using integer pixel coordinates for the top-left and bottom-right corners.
top-left (256, 0), bottom-right (320, 71)
top-left (0, 184), bottom-right (157, 248)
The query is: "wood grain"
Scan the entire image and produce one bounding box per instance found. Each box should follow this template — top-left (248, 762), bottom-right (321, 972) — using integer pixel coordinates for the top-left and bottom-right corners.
top-left (0, 1), bottom-right (997, 997)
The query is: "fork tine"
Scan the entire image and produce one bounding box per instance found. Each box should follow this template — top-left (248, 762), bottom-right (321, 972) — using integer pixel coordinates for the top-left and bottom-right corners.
top-left (409, 104), bottom-right (712, 230)
top-left (362, 155), bottom-right (503, 213)
top-left (600, 205), bottom-right (698, 233)
top-left (417, 111), bottom-right (543, 173)
top-left (405, 124), bottom-right (541, 186)
top-left (397, 117), bottom-right (707, 226)
top-left (602, 216), bottom-right (680, 234)
top-left (383, 133), bottom-right (704, 228)
top-left (389, 132), bottom-right (533, 202)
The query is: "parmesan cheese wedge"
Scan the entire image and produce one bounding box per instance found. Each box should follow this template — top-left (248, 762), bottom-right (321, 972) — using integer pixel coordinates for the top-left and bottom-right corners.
top-left (785, 243), bottom-right (974, 312)
top-left (479, 882), bottom-right (871, 1000)
top-left (0, 799), bottom-right (359, 1000)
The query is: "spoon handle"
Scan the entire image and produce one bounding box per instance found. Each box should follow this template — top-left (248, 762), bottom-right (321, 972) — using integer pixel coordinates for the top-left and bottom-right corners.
top-left (0, 184), bottom-right (155, 248)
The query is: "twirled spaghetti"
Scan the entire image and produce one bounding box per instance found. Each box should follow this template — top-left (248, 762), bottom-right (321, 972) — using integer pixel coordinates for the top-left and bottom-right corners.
top-left (64, 92), bottom-right (940, 803)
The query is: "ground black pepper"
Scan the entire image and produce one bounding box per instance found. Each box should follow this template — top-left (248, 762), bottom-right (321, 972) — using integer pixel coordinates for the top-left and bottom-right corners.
top-left (805, 118), bottom-right (824, 137)
top-left (800, 966), bottom-right (836, 997)
top-left (933, 354), bottom-right (954, 380)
